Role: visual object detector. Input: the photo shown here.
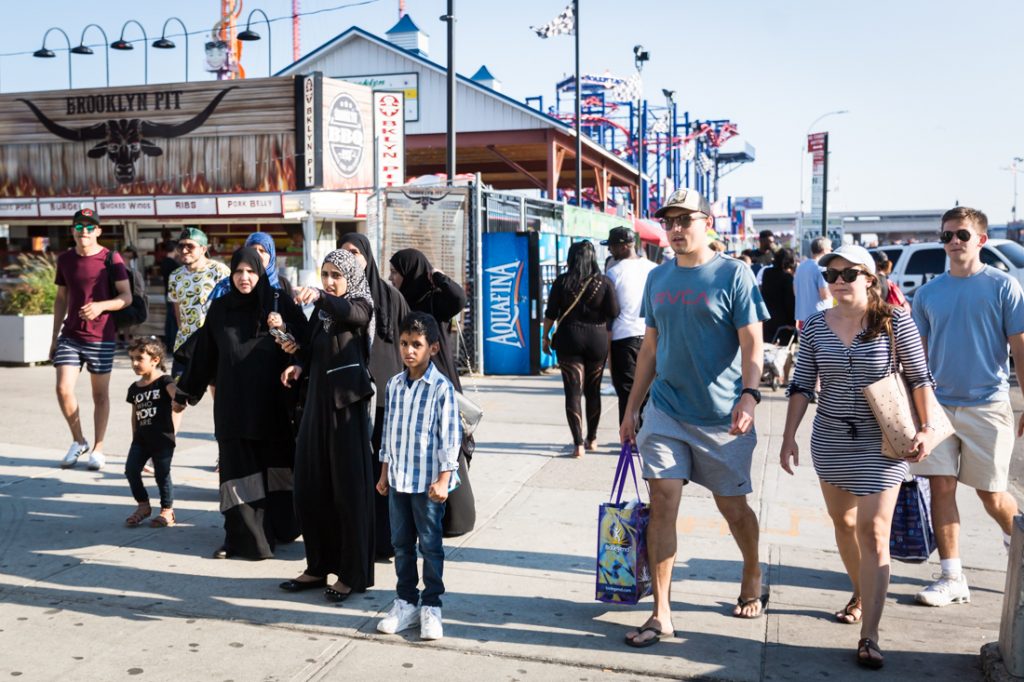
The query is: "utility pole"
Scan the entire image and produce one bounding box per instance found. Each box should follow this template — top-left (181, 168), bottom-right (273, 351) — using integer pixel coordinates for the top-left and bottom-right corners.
top-left (821, 132), bottom-right (829, 238)
top-left (442, 1), bottom-right (456, 184)
top-left (573, 0), bottom-right (581, 204)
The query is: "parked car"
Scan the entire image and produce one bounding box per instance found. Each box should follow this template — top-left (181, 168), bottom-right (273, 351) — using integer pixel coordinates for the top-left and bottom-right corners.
top-left (870, 239), bottom-right (1024, 299)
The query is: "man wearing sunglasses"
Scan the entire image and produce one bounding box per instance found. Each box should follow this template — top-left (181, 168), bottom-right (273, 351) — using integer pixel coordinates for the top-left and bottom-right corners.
top-left (910, 206), bottom-right (1024, 607)
top-left (621, 188), bottom-right (770, 648)
top-left (166, 227), bottom-right (229, 380)
top-left (51, 209), bottom-right (133, 471)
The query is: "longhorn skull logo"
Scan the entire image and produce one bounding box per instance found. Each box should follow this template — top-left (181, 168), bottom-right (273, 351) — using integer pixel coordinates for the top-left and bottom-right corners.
top-left (17, 87), bottom-right (237, 184)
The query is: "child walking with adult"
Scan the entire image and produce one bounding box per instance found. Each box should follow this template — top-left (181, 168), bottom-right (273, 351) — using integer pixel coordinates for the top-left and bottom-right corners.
top-left (124, 337), bottom-right (177, 528)
top-left (375, 312), bottom-right (462, 641)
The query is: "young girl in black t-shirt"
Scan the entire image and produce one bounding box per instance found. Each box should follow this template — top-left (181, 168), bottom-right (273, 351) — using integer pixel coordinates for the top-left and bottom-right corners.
top-left (124, 337), bottom-right (177, 528)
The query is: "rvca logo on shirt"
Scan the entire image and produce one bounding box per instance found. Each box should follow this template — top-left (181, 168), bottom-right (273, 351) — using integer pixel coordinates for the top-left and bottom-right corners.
top-left (653, 289), bottom-right (710, 306)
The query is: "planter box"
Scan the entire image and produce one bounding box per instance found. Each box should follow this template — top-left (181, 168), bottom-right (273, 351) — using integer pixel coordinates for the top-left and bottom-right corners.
top-left (0, 314), bottom-right (54, 364)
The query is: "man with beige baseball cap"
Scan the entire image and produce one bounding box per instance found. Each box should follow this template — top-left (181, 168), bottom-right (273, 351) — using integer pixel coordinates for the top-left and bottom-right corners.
top-left (622, 188), bottom-right (771, 647)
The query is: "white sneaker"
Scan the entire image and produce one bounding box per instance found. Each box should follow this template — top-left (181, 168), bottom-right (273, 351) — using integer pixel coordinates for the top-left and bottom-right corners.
top-left (60, 441), bottom-right (89, 468)
top-left (376, 598), bottom-right (420, 634)
top-left (420, 605), bottom-right (443, 641)
top-left (915, 573), bottom-right (971, 607)
top-left (87, 451), bottom-right (105, 471)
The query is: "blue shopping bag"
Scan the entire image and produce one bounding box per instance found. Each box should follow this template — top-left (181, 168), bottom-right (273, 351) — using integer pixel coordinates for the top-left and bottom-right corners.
top-left (596, 443), bottom-right (652, 605)
top-left (890, 476), bottom-right (937, 563)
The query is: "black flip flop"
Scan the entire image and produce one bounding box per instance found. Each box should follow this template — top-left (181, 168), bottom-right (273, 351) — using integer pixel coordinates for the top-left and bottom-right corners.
top-left (857, 637), bottom-right (884, 670)
top-left (324, 586), bottom-right (352, 603)
top-left (624, 619), bottom-right (673, 649)
top-left (733, 593), bottom-right (769, 619)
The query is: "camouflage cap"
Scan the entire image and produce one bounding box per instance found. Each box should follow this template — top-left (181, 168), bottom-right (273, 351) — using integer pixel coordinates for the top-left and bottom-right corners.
top-left (178, 226), bottom-right (209, 246)
top-left (654, 188), bottom-right (712, 219)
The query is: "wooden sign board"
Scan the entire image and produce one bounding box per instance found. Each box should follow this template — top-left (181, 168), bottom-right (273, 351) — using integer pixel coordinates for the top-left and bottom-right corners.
top-left (0, 75), bottom-right (374, 199)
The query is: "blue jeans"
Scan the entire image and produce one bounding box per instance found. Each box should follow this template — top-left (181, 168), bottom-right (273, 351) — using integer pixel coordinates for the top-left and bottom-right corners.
top-left (389, 491), bottom-right (446, 607)
top-left (125, 441), bottom-right (174, 509)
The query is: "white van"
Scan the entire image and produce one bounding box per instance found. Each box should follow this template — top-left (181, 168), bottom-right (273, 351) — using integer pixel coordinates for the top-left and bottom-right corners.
top-left (871, 239), bottom-right (1024, 299)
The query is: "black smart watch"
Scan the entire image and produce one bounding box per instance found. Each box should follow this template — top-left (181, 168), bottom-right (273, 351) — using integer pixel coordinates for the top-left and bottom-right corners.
top-left (741, 388), bottom-right (762, 404)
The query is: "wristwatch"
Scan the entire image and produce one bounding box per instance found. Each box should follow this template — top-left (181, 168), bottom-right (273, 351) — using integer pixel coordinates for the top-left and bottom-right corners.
top-left (741, 388), bottom-right (762, 404)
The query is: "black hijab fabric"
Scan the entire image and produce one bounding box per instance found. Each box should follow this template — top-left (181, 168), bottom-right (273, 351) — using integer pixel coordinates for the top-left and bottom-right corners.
top-left (341, 233), bottom-right (396, 342)
top-left (389, 248), bottom-right (434, 306)
top-left (225, 247), bottom-right (273, 329)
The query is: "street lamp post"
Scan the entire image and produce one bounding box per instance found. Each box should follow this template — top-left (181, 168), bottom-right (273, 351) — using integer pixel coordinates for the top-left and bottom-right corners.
top-left (71, 24), bottom-right (110, 87)
top-left (111, 19), bottom-right (149, 84)
top-left (632, 44), bottom-right (650, 216)
top-left (33, 27), bottom-right (73, 89)
top-left (153, 17), bottom-right (190, 82)
top-left (662, 88), bottom-right (675, 192)
top-left (1012, 157), bottom-right (1023, 224)
top-left (237, 9), bottom-right (272, 77)
top-left (798, 109), bottom-right (848, 230)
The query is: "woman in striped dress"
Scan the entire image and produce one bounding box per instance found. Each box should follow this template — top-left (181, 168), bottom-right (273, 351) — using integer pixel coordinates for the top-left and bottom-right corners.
top-left (779, 245), bottom-right (943, 670)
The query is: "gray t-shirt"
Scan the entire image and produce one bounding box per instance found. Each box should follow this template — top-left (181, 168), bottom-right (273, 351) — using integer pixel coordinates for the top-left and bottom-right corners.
top-left (641, 253), bottom-right (770, 426)
top-left (912, 265), bottom-right (1024, 406)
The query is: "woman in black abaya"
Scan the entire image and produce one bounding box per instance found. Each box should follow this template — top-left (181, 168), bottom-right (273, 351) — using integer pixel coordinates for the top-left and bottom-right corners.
top-left (339, 233), bottom-right (409, 559)
top-left (278, 249), bottom-right (376, 601)
top-left (175, 247), bottom-right (305, 560)
top-left (388, 248), bottom-right (476, 537)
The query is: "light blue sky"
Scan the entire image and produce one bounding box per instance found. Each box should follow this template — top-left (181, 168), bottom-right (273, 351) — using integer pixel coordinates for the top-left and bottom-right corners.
top-left (3, 0), bottom-right (1022, 223)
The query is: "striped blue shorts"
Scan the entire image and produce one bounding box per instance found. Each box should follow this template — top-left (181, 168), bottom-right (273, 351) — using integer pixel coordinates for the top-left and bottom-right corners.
top-left (53, 336), bottom-right (116, 374)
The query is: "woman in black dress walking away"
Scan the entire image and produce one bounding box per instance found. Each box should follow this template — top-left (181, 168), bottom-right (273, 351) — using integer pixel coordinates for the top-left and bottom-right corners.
top-left (278, 249), bottom-right (377, 601)
top-left (541, 240), bottom-right (620, 458)
top-left (388, 248), bottom-right (475, 537)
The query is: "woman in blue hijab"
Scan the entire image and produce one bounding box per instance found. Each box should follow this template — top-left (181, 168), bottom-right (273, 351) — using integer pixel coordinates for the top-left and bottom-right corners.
top-left (210, 232), bottom-right (293, 300)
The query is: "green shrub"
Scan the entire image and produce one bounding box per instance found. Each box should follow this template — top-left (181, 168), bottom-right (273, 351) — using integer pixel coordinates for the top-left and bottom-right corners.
top-left (0, 254), bottom-right (57, 315)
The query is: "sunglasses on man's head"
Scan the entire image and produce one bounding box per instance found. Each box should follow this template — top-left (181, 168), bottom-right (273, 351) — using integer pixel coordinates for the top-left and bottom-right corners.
top-left (824, 267), bottom-right (869, 284)
top-left (178, 242), bottom-right (199, 252)
top-left (940, 229), bottom-right (973, 244)
top-left (73, 224), bottom-right (98, 233)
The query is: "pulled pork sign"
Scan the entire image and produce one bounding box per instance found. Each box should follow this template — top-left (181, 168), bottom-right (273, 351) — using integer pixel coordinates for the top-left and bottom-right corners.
top-left (0, 74), bottom-right (374, 198)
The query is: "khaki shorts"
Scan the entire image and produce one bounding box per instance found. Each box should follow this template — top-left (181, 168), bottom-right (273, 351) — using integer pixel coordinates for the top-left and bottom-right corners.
top-left (910, 401), bottom-right (1015, 492)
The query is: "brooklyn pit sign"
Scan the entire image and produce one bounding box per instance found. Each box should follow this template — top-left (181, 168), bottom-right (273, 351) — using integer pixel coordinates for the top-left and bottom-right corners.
top-left (0, 74), bottom-right (373, 198)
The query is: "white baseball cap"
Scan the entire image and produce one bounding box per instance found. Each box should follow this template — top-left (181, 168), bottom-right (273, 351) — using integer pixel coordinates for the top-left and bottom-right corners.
top-left (818, 244), bottom-right (876, 275)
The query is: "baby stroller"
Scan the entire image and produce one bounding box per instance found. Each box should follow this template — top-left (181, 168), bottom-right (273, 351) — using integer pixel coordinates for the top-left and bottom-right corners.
top-left (762, 325), bottom-right (797, 391)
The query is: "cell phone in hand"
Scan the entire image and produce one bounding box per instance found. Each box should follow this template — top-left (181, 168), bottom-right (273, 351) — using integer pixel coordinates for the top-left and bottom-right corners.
top-left (270, 328), bottom-right (296, 344)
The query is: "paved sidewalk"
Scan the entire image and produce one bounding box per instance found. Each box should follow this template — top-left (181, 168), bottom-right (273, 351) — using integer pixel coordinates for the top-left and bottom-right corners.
top-left (0, 360), bottom-right (1018, 680)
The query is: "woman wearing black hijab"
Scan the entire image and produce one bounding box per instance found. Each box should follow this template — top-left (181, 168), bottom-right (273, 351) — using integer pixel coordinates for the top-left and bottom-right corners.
top-left (279, 249), bottom-right (376, 601)
top-left (388, 248), bottom-right (476, 537)
top-left (175, 247), bottom-right (307, 560)
top-left (339, 233), bottom-right (409, 559)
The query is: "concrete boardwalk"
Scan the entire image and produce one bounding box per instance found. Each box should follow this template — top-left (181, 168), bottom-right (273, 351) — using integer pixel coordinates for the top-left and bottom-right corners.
top-left (0, 360), bottom-right (1018, 681)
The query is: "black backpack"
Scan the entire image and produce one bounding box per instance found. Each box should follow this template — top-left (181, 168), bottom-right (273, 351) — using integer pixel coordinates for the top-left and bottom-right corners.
top-left (105, 250), bottom-right (149, 330)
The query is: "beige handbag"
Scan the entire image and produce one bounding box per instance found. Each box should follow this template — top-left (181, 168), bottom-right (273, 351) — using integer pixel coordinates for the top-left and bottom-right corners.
top-left (862, 320), bottom-right (953, 459)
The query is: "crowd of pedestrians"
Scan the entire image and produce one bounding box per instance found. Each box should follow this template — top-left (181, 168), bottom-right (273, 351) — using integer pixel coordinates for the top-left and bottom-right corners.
top-left (44, 194), bottom-right (1022, 665)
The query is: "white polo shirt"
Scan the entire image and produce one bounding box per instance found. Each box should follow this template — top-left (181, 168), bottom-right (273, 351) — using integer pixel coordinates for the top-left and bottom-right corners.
top-left (606, 256), bottom-right (658, 340)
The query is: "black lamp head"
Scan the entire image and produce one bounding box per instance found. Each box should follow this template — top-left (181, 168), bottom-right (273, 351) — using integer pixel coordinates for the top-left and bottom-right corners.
top-left (633, 44), bottom-right (650, 64)
top-left (111, 39), bottom-right (133, 51)
top-left (237, 28), bottom-right (261, 41)
top-left (153, 37), bottom-right (175, 49)
top-left (662, 88), bottom-right (676, 100)
top-left (33, 47), bottom-right (56, 58)
top-left (70, 44), bottom-right (94, 55)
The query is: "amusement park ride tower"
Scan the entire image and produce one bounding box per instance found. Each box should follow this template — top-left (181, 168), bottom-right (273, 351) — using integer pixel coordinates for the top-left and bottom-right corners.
top-left (204, 0), bottom-right (303, 79)
top-left (545, 69), bottom-right (754, 217)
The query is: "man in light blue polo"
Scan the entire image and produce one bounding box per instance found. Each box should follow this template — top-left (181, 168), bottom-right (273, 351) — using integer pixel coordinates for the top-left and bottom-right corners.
top-left (794, 236), bottom-right (832, 328)
top-left (911, 206), bottom-right (1024, 607)
top-left (620, 188), bottom-right (770, 648)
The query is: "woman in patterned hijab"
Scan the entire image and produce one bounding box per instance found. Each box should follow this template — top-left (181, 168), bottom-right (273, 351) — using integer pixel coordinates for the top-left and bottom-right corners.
top-left (281, 248), bottom-right (378, 601)
top-left (319, 249), bottom-right (375, 353)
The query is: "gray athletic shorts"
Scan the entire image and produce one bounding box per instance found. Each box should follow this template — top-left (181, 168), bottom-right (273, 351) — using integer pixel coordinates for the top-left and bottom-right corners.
top-left (636, 402), bottom-right (756, 496)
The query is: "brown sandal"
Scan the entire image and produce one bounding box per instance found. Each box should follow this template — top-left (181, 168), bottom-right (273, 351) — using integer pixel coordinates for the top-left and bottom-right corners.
top-left (835, 596), bottom-right (862, 624)
top-left (150, 509), bottom-right (176, 528)
top-left (125, 504), bottom-right (152, 528)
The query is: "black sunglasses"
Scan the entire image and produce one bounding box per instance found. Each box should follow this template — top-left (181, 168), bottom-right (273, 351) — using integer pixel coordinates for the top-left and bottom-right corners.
top-left (939, 229), bottom-right (973, 244)
top-left (824, 267), bottom-right (869, 284)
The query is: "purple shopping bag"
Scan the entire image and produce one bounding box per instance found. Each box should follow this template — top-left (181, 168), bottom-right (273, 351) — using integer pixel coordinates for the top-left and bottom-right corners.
top-left (595, 443), bottom-right (652, 605)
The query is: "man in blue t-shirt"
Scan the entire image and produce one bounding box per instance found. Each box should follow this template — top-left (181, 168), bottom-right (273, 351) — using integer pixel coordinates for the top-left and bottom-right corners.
top-left (620, 189), bottom-right (770, 648)
top-left (910, 206), bottom-right (1024, 608)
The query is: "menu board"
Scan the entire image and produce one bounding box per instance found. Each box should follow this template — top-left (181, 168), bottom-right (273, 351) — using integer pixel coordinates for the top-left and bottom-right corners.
top-left (381, 187), bottom-right (468, 286)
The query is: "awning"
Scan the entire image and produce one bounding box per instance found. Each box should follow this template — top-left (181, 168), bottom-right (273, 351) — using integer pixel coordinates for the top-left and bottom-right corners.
top-left (634, 217), bottom-right (667, 247)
